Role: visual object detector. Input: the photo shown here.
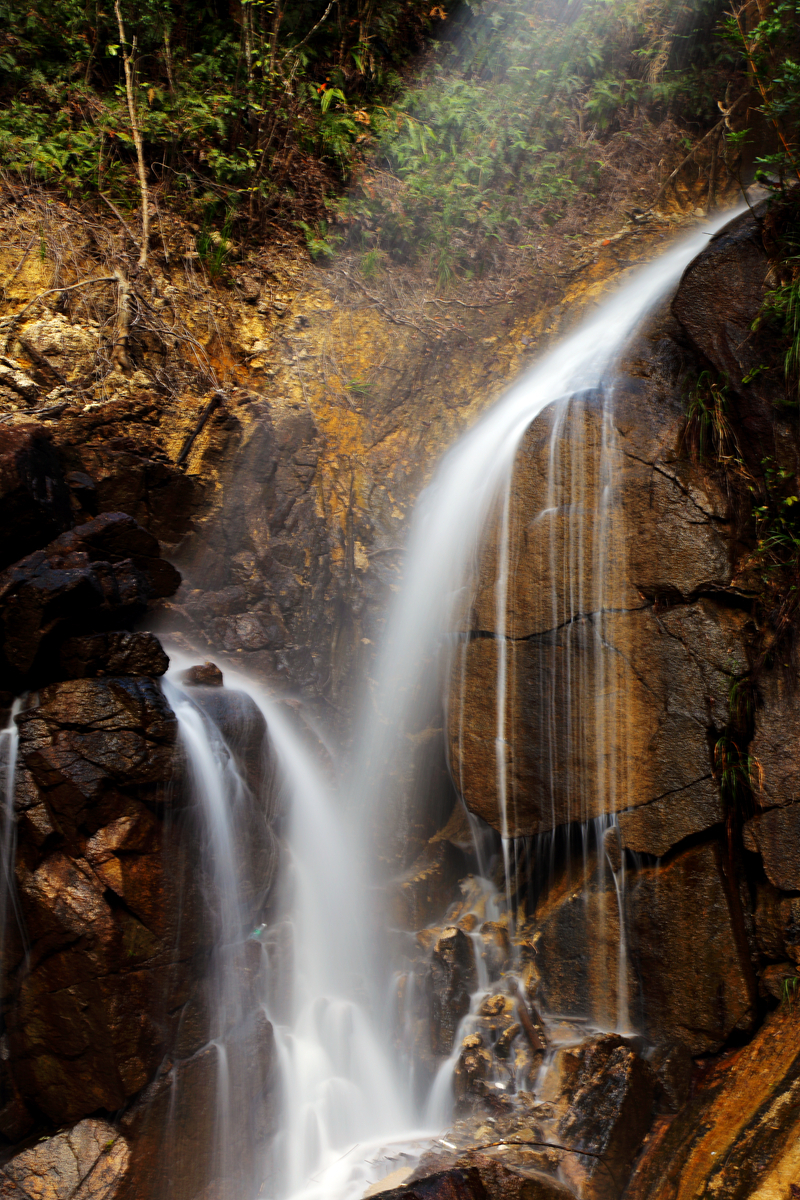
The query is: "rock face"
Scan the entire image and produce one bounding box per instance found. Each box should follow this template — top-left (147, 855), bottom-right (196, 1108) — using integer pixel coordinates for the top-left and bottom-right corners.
top-left (627, 1000), bottom-right (800, 1200)
top-left (5, 677), bottom-right (183, 1124)
top-left (447, 352), bottom-right (745, 846)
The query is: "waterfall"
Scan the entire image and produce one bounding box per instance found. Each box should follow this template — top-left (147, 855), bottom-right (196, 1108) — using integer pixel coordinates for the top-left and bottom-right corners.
top-left (157, 208), bottom-right (744, 1200)
top-left (163, 657), bottom-right (428, 1200)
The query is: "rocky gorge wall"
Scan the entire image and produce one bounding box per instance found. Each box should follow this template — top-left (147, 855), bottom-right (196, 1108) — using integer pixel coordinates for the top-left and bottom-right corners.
top-left (1, 185), bottom-right (799, 1200)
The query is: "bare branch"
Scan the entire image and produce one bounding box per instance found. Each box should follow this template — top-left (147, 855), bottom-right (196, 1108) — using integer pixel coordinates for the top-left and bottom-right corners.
top-left (114, 0), bottom-right (150, 268)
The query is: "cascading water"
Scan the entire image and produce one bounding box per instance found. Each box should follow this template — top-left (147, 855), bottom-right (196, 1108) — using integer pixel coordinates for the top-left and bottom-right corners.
top-left (156, 208), bottom-right (743, 1200)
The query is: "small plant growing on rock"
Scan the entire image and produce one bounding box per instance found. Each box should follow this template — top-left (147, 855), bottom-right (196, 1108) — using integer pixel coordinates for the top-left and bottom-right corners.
top-left (682, 370), bottom-right (739, 465)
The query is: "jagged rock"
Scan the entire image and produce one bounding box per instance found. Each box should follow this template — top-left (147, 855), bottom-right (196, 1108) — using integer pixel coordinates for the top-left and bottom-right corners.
top-left (0, 363), bottom-right (38, 403)
top-left (743, 805), bottom-right (800, 890)
top-left (0, 422), bottom-right (72, 569)
top-left (49, 397), bottom-right (206, 547)
top-left (59, 631), bottom-right (169, 678)
top-left (0, 1118), bottom-right (129, 1200)
top-left (3, 677), bottom-right (204, 1126)
top-left (553, 1035), bottom-right (656, 1200)
top-left (626, 1001), bottom-right (800, 1200)
top-left (430, 927), bottom-right (477, 1055)
top-left (0, 512), bottom-right (180, 688)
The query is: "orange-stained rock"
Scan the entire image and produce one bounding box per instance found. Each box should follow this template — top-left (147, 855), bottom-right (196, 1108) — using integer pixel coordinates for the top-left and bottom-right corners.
top-left (0, 1118), bottom-right (129, 1200)
top-left (449, 601), bottom-right (741, 842)
top-left (626, 1000), bottom-right (800, 1200)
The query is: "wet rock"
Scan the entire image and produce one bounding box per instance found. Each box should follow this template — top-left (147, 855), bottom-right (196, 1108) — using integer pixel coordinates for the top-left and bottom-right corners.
top-left (743, 805), bottom-right (800, 890)
top-left (0, 512), bottom-right (180, 688)
top-left (450, 601), bottom-right (744, 842)
top-left (528, 864), bottom-right (635, 1029)
top-left (120, 1006), bottom-right (277, 1200)
top-left (59, 631), bottom-right (169, 679)
top-left (672, 202), bottom-right (787, 449)
top-left (616, 781), bottom-right (723, 858)
top-left (627, 1001), bottom-right (800, 1200)
top-left (453, 1032), bottom-right (493, 1106)
top-left (3, 677), bottom-right (198, 1126)
top-left (628, 841), bottom-right (756, 1053)
top-left (0, 1119), bottom-right (129, 1199)
top-left (0, 422), bottom-right (72, 570)
top-left (529, 841), bottom-right (755, 1052)
top-left (390, 839), bottom-right (468, 931)
top-left (556, 1034), bottom-right (657, 1200)
top-left (179, 660), bottom-right (224, 686)
top-left (430, 927), bottom-right (477, 1056)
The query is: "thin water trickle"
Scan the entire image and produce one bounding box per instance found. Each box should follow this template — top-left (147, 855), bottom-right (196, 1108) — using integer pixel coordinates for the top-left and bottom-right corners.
top-left (0, 700), bottom-right (22, 972)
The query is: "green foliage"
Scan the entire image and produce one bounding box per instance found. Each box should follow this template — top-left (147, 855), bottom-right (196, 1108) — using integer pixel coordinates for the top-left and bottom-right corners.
top-left (758, 273), bottom-right (800, 400)
top-left (751, 457), bottom-right (800, 582)
top-left (721, 0), bottom-right (800, 189)
top-left (0, 0), bottom-right (438, 234)
top-left (682, 370), bottom-right (738, 463)
top-left (335, 0), bottom-right (741, 280)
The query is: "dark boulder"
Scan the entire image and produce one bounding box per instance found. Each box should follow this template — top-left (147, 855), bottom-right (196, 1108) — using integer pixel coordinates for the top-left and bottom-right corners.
top-left (0, 422), bottom-right (72, 571)
top-left (555, 1035), bottom-right (657, 1200)
top-left (0, 512), bottom-right (180, 690)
